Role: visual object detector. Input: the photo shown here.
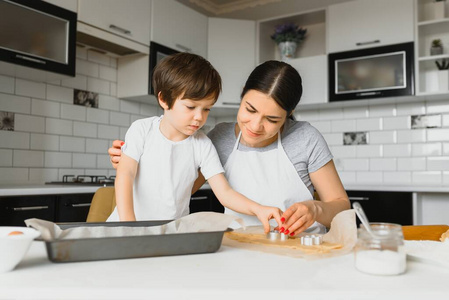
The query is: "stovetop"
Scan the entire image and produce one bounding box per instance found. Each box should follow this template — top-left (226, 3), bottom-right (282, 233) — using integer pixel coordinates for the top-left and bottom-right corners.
top-left (46, 175), bottom-right (115, 186)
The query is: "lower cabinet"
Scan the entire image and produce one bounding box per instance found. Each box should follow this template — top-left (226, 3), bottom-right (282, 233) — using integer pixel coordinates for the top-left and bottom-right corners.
top-left (189, 189), bottom-right (224, 214)
top-left (347, 190), bottom-right (413, 225)
top-left (56, 194), bottom-right (95, 223)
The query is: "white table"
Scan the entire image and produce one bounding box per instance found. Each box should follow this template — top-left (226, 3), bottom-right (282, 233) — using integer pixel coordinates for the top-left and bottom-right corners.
top-left (0, 241), bottom-right (448, 299)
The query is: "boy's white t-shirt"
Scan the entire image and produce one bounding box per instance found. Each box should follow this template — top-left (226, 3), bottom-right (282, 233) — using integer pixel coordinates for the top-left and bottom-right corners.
top-left (107, 116), bottom-right (224, 221)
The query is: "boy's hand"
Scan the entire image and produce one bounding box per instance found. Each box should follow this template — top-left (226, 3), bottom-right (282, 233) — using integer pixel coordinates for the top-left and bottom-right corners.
top-left (253, 205), bottom-right (283, 233)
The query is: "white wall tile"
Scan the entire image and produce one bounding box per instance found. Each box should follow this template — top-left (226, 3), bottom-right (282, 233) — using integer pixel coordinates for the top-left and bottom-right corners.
top-left (383, 144), bottom-right (411, 157)
top-left (444, 143), bottom-right (449, 155)
top-left (330, 145), bottom-right (356, 158)
top-left (61, 103), bottom-right (86, 121)
top-left (342, 158), bottom-right (369, 171)
top-left (427, 157), bottom-right (449, 171)
top-left (0, 94), bottom-right (31, 114)
top-left (110, 111), bottom-right (130, 127)
top-left (30, 134), bottom-right (59, 151)
top-left (87, 50), bottom-right (110, 66)
top-left (396, 102), bottom-right (426, 116)
top-left (29, 168), bottom-right (58, 183)
top-left (412, 142), bottom-right (442, 156)
top-left (322, 133), bottom-right (342, 146)
top-left (397, 129), bottom-right (425, 143)
top-left (412, 171), bottom-right (442, 185)
top-left (331, 119), bottom-right (356, 132)
top-left (369, 131), bottom-right (396, 144)
top-left (98, 95), bottom-right (120, 111)
top-left (97, 154), bottom-right (112, 169)
top-left (120, 100), bottom-right (140, 114)
top-left (46, 84), bottom-right (73, 104)
top-left (13, 150), bottom-right (44, 167)
top-left (427, 128), bottom-right (449, 142)
top-left (343, 107), bottom-right (368, 119)
top-left (85, 169), bottom-right (109, 176)
top-left (60, 136), bottom-right (85, 152)
top-left (383, 116), bottom-right (411, 130)
top-left (107, 168), bottom-right (116, 177)
top-left (58, 168), bottom-right (84, 179)
top-left (76, 59), bottom-right (99, 77)
top-left (99, 65), bottom-right (117, 82)
top-left (356, 118), bottom-right (382, 131)
top-left (427, 100), bottom-right (449, 114)
top-left (320, 108), bottom-right (343, 121)
top-left (383, 171), bottom-right (411, 185)
top-left (87, 78), bottom-right (110, 95)
top-left (130, 114), bottom-right (144, 123)
top-left (46, 118), bottom-right (73, 135)
top-left (443, 171), bottom-right (449, 185)
top-left (15, 79), bottom-right (45, 99)
top-left (61, 75), bottom-right (88, 90)
top-left (443, 114), bottom-right (449, 127)
top-left (339, 171), bottom-right (356, 185)
top-left (119, 127), bottom-right (127, 140)
top-left (356, 145), bottom-right (382, 158)
top-left (398, 157), bottom-right (426, 171)
top-left (76, 45), bottom-right (88, 59)
top-left (309, 121), bottom-right (331, 133)
top-left (369, 158), bottom-right (396, 171)
top-left (73, 122), bottom-right (97, 138)
top-left (14, 114), bottom-right (45, 133)
top-left (356, 171), bottom-right (383, 184)
top-left (0, 131), bottom-right (29, 149)
top-left (0, 168), bottom-right (28, 183)
top-left (44, 152), bottom-right (72, 168)
top-left (0, 75), bottom-right (14, 94)
top-left (73, 153), bottom-right (96, 168)
top-left (87, 108), bottom-right (109, 124)
top-left (98, 124), bottom-right (119, 139)
top-left (110, 82), bottom-right (117, 97)
top-left (0, 149), bottom-right (13, 166)
top-left (369, 104), bottom-right (396, 117)
top-left (31, 98), bottom-right (60, 117)
top-left (86, 138), bottom-right (108, 154)
top-left (140, 103), bottom-right (160, 117)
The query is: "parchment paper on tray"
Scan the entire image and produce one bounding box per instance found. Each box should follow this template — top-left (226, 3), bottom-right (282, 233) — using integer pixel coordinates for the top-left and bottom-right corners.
top-left (25, 212), bottom-right (245, 241)
top-left (223, 209), bottom-right (357, 259)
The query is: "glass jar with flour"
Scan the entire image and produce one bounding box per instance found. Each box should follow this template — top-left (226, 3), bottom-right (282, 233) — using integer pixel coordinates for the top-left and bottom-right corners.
top-left (354, 223), bottom-right (406, 275)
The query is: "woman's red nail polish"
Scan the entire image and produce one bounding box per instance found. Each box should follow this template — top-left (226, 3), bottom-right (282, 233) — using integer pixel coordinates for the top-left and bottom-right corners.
top-left (280, 227), bottom-right (285, 233)
top-left (285, 230), bottom-right (290, 235)
top-left (290, 232), bottom-right (295, 236)
top-left (280, 217), bottom-right (285, 223)
top-left (120, 142), bottom-right (125, 146)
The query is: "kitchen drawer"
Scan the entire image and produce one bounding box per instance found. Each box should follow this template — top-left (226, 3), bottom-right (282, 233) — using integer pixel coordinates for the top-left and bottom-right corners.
top-left (56, 193), bottom-right (94, 223)
top-left (189, 189), bottom-right (224, 214)
top-left (347, 190), bottom-right (413, 225)
top-left (0, 195), bottom-right (56, 226)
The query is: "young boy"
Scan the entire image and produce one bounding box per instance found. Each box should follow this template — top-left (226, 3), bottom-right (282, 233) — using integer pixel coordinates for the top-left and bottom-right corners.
top-left (107, 53), bottom-right (281, 232)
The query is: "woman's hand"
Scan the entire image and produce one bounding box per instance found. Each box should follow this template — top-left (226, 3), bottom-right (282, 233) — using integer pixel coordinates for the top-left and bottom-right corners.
top-left (253, 205), bottom-right (283, 233)
top-left (279, 201), bottom-right (317, 236)
top-left (108, 140), bottom-right (124, 169)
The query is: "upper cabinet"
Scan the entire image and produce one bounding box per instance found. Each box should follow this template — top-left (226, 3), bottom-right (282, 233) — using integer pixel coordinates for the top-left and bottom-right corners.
top-left (42, 0), bottom-right (78, 12)
top-left (327, 0), bottom-right (414, 53)
top-left (78, 0), bottom-right (151, 46)
top-left (208, 18), bottom-right (256, 107)
top-left (151, 0), bottom-right (208, 57)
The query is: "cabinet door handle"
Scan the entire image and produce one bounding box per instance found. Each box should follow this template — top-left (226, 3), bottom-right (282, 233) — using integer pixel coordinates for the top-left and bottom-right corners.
top-left (15, 54), bottom-right (46, 64)
top-left (175, 43), bottom-right (191, 52)
top-left (13, 205), bottom-right (49, 211)
top-left (70, 203), bottom-right (91, 208)
top-left (222, 102), bottom-right (240, 106)
top-left (191, 196), bottom-right (208, 201)
top-left (349, 197), bottom-right (370, 201)
top-left (109, 24), bottom-right (131, 35)
top-left (356, 40), bottom-right (380, 46)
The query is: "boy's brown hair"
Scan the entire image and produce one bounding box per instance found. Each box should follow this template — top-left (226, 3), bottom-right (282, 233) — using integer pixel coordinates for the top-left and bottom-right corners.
top-left (152, 52), bottom-right (222, 109)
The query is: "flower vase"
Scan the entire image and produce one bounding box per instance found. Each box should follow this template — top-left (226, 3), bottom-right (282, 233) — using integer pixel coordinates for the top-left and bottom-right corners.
top-left (438, 70), bottom-right (449, 92)
top-left (278, 41), bottom-right (297, 61)
top-left (434, 1), bottom-right (445, 19)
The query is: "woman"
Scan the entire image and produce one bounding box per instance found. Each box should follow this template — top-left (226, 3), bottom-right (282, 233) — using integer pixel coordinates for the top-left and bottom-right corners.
top-left (109, 60), bottom-right (349, 235)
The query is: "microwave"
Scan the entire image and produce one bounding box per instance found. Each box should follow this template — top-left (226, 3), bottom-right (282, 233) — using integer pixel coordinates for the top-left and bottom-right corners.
top-left (328, 42), bottom-right (414, 102)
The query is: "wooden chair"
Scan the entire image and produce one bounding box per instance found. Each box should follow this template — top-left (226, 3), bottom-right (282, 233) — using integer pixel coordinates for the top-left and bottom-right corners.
top-left (86, 187), bottom-right (116, 222)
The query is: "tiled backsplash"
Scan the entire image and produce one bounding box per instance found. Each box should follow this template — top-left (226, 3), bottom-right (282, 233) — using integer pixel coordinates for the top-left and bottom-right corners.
top-left (295, 101), bottom-right (449, 187)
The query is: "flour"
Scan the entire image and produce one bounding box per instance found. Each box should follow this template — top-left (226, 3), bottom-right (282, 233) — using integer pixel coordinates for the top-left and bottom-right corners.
top-left (355, 249), bottom-right (406, 275)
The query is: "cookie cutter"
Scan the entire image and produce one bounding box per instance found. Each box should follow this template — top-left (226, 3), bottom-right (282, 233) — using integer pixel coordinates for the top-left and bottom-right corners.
top-left (266, 230), bottom-right (289, 241)
top-left (300, 234), bottom-right (323, 246)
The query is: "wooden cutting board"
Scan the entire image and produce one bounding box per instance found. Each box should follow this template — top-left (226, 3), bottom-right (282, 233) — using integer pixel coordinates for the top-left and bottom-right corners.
top-left (402, 225), bottom-right (449, 241)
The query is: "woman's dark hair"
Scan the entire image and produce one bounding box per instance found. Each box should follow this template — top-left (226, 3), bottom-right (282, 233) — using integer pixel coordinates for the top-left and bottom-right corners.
top-left (240, 60), bottom-right (302, 120)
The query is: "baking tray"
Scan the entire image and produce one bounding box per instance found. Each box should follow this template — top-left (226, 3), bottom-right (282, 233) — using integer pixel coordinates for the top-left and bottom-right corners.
top-left (41, 220), bottom-right (227, 263)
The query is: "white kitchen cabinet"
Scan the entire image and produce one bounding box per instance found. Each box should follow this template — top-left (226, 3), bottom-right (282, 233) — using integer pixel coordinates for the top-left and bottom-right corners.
top-left (327, 0), bottom-right (414, 53)
top-left (43, 0), bottom-right (77, 12)
top-left (415, 193), bottom-right (449, 225)
top-left (208, 18), bottom-right (256, 107)
top-left (151, 0), bottom-right (208, 58)
top-left (78, 0), bottom-right (151, 46)
top-left (289, 55), bottom-right (327, 106)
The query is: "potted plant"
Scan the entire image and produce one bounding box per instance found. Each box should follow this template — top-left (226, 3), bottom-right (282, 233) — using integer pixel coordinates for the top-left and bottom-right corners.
top-left (434, 0), bottom-right (446, 19)
top-left (436, 59), bottom-right (449, 91)
top-left (431, 39), bottom-right (443, 55)
top-left (271, 23), bottom-right (307, 61)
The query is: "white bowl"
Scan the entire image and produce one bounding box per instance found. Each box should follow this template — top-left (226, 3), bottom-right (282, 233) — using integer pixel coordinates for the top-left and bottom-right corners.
top-left (0, 227), bottom-right (40, 273)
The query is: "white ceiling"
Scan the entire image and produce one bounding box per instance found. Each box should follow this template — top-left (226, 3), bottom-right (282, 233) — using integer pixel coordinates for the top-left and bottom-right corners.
top-left (176, 0), bottom-right (355, 20)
